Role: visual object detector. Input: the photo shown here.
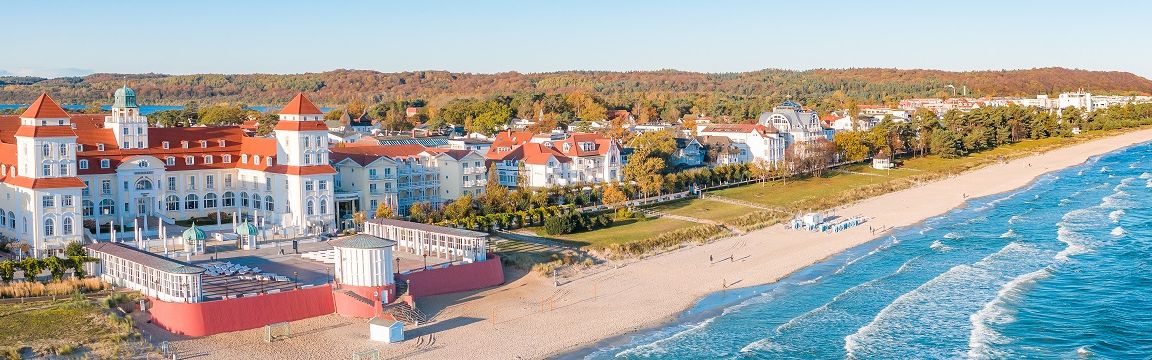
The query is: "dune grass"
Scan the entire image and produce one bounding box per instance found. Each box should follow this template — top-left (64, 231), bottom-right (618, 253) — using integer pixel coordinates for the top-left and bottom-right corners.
top-left (648, 199), bottom-right (758, 223)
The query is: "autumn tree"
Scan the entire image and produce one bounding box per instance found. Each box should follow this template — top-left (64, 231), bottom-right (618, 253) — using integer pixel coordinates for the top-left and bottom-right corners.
top-left (601, 182), bottom-right (628, 208)
top-left (375, 202), bottom-right (395, 219)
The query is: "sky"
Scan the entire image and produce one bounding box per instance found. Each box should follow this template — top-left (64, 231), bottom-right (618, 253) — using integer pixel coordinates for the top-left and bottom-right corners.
top-left (4, 0), bottom-right (1152, 79)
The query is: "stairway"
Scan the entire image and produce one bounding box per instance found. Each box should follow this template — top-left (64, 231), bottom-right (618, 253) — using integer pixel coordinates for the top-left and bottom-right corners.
top-left (394, 277), bottom-right (409, 296)
top-left (383, 301), bottom-right (427, 325)
top-left (338, 290), bottom-right (374, 306)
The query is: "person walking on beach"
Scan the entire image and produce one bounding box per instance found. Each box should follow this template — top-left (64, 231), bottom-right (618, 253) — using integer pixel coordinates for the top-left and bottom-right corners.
top-left (710, 255), bottom-right (713, 262)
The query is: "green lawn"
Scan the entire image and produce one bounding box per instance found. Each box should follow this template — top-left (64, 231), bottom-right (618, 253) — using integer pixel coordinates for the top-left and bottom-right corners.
top-left (532, 217), bottom-right (695, 248)
top-left (711, 170), bottom-right (892, 209)
top-left (649, 199), bottom-right (758, 223)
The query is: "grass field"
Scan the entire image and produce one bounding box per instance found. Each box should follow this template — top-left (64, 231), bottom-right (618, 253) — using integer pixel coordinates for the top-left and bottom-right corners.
top-left (649, 199), bottom-right (759, 223)
top-left (532, 217), bottom-right (695, 249)
top-left (0, 296), bottom-right (139, 358)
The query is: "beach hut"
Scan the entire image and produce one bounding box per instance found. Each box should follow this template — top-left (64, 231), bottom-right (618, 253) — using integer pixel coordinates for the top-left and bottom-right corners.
top-left (235, 221), bottom-right (259, 250)
top-left (182, 224), bottom-right (206, 254)
top-left (369, 318), bottom-right (404, 343)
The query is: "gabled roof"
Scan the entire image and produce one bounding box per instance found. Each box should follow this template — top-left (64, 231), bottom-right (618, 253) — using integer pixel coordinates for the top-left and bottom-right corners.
top-left (330, 144), bottom-right (426, 166)
top-left (556, 133), bottom-right (613, 157)
top-left (700, 124), bottom-right (776, 136)
top-left (278, 93), bottom-right (323, 115)
top-left (523, 143), bottom-right (568, 165)
top-left (21, 93), bottom-right (70, 119)
top-left (425, 148), bottom-right (475, 161)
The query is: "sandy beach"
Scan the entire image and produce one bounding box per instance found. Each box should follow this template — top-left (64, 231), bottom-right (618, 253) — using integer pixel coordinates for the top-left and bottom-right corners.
top-left (161, 128), bottom-right (1152, 359)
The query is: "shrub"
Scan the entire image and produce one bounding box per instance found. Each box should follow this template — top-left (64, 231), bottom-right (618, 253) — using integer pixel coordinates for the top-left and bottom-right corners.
top-left (601, 224), bottom-right (727, 257)
top-left (543, 215), bottom-right (576, 235)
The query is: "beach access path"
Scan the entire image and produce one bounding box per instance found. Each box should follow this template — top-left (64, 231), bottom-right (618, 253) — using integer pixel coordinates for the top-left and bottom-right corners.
top-left (164, 128), bottom-right (1152, 360)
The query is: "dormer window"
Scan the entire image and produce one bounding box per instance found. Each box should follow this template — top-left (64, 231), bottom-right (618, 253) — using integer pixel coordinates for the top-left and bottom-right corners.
top-left (162, 141), bottom-right (170, 149)
top-left (77, 144), bottom-right (83, 152)
top-left (241, 154), bottom-right (248, 164)
top-left (218, 140), bottom-right (226, 147)
top-left (563, 143), bottom-right (570, 152)
top-left (199, 140), bottom-right (207, 148)
top-left (181, 141), bottom-right (189, 149)
top-left (254, 155), bottom-right (261, 165)
top-left (185, 156), bottom-right (194, 165)
top-left (204, 155), bottom-right (213, 164)
top-left (78, 160), bottom-right (88, 169)
top-left (223, 154), bottom-right (232, 163)
top-left (97, 144), bottom-right (105, 152)
top-left (100, 159), bottom-right (110, 168)
top-left (166, 156), bottom-right (175, 166)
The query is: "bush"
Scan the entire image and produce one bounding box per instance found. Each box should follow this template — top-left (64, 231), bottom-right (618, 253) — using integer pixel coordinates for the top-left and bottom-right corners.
top-left (602, 224), bottom-right (727, 257)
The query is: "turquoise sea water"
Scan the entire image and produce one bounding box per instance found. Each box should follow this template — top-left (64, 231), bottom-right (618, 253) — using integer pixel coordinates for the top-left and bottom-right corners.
top-left (583, 142), bottom-right (1152, 359)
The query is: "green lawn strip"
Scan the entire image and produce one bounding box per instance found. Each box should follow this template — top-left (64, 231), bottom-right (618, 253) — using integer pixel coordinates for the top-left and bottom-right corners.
top-left (648, 199), bottom-right (758, 223)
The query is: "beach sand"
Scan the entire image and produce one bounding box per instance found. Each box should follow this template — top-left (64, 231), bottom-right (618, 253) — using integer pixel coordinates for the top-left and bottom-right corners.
top-left (161, 128), bottom-right (1152, 359)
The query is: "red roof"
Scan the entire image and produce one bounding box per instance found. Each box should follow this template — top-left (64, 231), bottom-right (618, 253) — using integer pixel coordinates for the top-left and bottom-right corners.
top-left (3, 176), bottom-right (86, 189)
top-left (556, 133), bottom-right (613, 157)
top-left (13, 126), bottom-right (77, 138)
top-left (21, 93), bottom-right (70, 119)
top-left (700, 124), bottom-right (776, 136)
top-left (522, 143), bottom-right (568, 165)
top-left (264, 165), bottom-right (337, 175)
top-left (278, 93), bottom-right (323, 115)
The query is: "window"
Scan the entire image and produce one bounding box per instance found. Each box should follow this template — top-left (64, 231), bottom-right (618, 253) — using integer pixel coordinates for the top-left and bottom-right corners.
top-left (370, 200), bottom-right (378, 212)
top-left (185, 156), bottom-right (194, 165)
top-left (319, 199), bottom-right (327, 214)
top-left (306, 200), bottom-right (314, 215)
top-left (241, 154), bottom-right (248, 164)
top-left (167, 177), bottom-right (176, 191)
top-left (204, 193), bottom-right (217, 208)
top-left (59, 163), bottom-right (68, 176)
top-left (166, 195), bottom-right (179, 211)
top-left (77, 144), bottom-right (84, 152)
top-left (369, 169), bottom-right (377, 178)
top-left (123, 181), bottom-right (128, 191)
top-left (369, 183), bottom-right (377, 193)
top-left (123, 142), bottom-right (129, 149)
top-left (137, 127), bottom-right (143, 135)
top-left (137, 141), bottom-right (143, 148)
top-left (122, 128), bottom-right (129, 135)
top-left (41, 164), bottom-right (50, 176)
top-left (79, 160), bottom-right (88, 169)
top-left (319, 180), bottom-right (327, 190)
top-left (135, 179), bottom-right (152, 190)
top-left (6, 211), bottom-right (12, 228)
top-left (206, 175), bottom-right (215, 189)
top-left (204, 155), bottom-right (213, 164)
top-left (101, 180), bottom-right (111, 195)
top-left (44, 218), bottom-right (54, 237)
top-left (223, 192), bottom-right (235, 207)
top-left (218, 140), bottom-right (226, 147)
top-left (265, 177), bottom-right (271, 191)
top-left (82, 180), bottom-right (89, 196)
top-left (162, 141), bottom-right (170, 149)
top-left (58, 144), bottom-right (67, 157)
top-left (254, 155), bottom-right (261, 165)
top-left (240, 192), bottom-right (249, 207)
top-left (166, 156), bottom-right (175, 166)
top-left (62, 217), bottom-right (73, 236)
top-left (199, 140), bottom-right (207, 148)
top-left (223, 154), bottom-right (232, 163)
top-left (252, 194), bottom-right (262, 209)
top-left (185, 194), bottom-right (199, 210)
top-left (42, 195), bottom-right (54, 207)
top-left (83, 200), bottom-right (93, 216)
top-left (224, 174), bottom-right (232, 188)
top-left (305, 181), bottom-right (314, 191)
top-left (100, 159), bottom-right (110, 168)
top-left (97, 144), bottom-right (105, 151)
top-left (265, 196), bottom-right (274, 211)
top-left (42, 144), bottom-right (50, 157)
top-left (181, 141), bottom-right (188, 149)
top-left (62, 195), bottom-right (73, 207)
top-left (188, 176), bottom-right (197, 190)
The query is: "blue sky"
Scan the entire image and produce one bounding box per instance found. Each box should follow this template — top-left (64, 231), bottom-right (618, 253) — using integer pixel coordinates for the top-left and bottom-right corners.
top-left (4, 0), bottom-right (1151, 78)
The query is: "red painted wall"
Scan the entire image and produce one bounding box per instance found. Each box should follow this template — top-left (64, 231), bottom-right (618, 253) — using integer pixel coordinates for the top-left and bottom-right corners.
top-left (149, 285), bottom-right (335, 337)
top-left (402, 256), bottom-right (504, 297)
top-left (333, 284), bottom-right (396, 318)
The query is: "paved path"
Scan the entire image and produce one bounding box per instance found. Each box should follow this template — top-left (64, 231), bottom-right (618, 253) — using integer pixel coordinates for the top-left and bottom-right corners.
top-left (700, 193), bottom-right (789, 214)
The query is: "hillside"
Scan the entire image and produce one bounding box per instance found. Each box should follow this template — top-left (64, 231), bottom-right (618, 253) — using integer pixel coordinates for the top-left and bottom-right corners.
top-left (2, 67), bottom-right (1149, 111)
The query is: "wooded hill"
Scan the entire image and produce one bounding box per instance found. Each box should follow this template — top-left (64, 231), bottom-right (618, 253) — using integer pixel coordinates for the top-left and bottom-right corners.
top-left (2, 68), bottom-right (1149, 110)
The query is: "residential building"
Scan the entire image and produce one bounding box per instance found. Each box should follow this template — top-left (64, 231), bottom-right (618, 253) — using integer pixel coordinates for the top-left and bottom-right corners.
top-left (485, 131), bottom-right (623, 188)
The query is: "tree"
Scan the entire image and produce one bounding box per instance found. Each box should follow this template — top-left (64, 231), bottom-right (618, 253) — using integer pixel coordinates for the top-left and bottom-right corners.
top-left (408, 203), bottom-right (431, 223)
top-left (375, 202), bottom-right (395, 219)
top-left (64, 241), bottom-right (86, 257)
top-left (0, 261), bottom-right (15, 283)
top-left (750, 158), bottom-right (774, 184)
top-left (18, 257), bottom-right (43, 283)
top-left (601, 182), bottom-right (628, 208)
top-left (833, 130), bottom-right (870, 162)
top-left (443, 195), bottom-right (475, 220)
top-left (351, 212), bottom-right (367, 229)
top-left (42, 257), bottom-right (67, 281)
top-left (197, 104), bottom-right (249, 126)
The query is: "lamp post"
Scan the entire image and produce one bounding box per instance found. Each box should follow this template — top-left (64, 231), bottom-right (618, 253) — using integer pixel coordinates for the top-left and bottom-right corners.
top-left (293, 271), bottom-right (299, 289)
top-left (423, 254), bottom-right (428, 270)
top-left (394, 257), bottom-right (400, 275)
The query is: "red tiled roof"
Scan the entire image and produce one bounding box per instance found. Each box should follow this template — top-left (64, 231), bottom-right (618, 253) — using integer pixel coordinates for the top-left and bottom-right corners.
top-left (700, 124), bottom-right (776, 135)
top-left (4, 176), bottom-right (86, 189)
top-left (264, 165), bottom-right (337, 175)
top-left (274, 120), bottom-right (328, 131)
top-left (522, 143), bottom-right (568, 165)
top-left (20, 93), bottom-right (70, 119)
top-left (13, 126), bottom-right (76, 138)
top-left (278, 93), bottom-right (323, 115)
top-left (556, 133), bottom-right (613, 157)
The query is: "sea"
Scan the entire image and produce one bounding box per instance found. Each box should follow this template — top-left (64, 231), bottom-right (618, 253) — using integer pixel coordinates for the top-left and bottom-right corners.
top-left (580, 141), bottom-right (1152, 359)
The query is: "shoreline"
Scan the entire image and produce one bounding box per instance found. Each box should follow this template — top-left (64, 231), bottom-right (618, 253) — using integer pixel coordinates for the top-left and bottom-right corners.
top-left (161, 128), bottom-right (1152, 360)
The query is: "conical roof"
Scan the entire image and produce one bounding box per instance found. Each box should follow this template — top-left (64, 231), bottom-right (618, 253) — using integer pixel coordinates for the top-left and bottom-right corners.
top-left (21, 93), bottom-right (70, 119)
top-left (278, 93), bottom-right (323, 115)
top-left (235, 220), bottom-right (259, 236)
top-left (113, 86), bottom-right (138, 108)
top-left (181, 223), bottom-right (206, 242)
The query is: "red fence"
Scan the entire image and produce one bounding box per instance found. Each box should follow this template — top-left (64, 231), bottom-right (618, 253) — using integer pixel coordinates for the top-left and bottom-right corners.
top-left (149, 285), bottom-right (335, 337)
top-left (402, 256), bottom-right (504, 297)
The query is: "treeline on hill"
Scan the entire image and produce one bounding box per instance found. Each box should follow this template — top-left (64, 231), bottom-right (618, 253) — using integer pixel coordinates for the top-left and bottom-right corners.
top-left (834, 102), bottom-right (1152, 160)
top-left (2, 68), bottom-right (1149, 124)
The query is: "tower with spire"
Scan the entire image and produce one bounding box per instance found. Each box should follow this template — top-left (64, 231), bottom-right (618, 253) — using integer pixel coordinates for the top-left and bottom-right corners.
top-left (105, 85), bottom-right (150, 149)
top-left (271, 93), bottom-right (336, 234)
top-left (12, 93), bottom-right (85, 256)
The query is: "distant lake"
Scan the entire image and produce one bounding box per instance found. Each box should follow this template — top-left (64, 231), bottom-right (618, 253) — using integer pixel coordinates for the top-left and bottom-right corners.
top-left (0, 104), bottom-right (330, 115)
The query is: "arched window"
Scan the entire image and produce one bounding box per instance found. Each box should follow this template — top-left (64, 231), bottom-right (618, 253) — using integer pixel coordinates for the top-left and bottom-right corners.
top-left (166, 156), bottom-right (175, 166)
top-left (44, 218), bottom-right (54, 237)
top-left (319, 199), bottom-right (328, 214)
top-left (185, 194), bottom-right (199, 210)
top-left (204, 193), bottom-right (218, 208)
top-left (315, 136), bottom-right (322, 148)
top-left (59, 144), bottom-right (67, 157)
top-left (0, 209), bottom-right (6, 228)
top-left (254, 155), bottom-right (261, 165)
top-left (166, 195), bottom-right (180, 211)
top-left (223, 192), bottom-right (235, 207)
top-left (240, 192), bottom-right (249, 207)
top-left (223, 154), bottom-right (232, 163)
top-left (135, 179), bottom-right (152, 190)
top-left (62, 217), bottom-right (73, 235)
top-left (265, 196), bottom-right (274, 211)
top-left (83, 200), bottom-right (93, 216)
top-left (252, 193), bottom-right (262, 209)
top-left (42, 144), bottom-right (50, 157)
top-left (204, 155), bottom-right (214, 164)
top-left (100, 199), bottom-right (115, 215)
top-left (100, 159), bottom-right (110, 168)
top-left (78, 159), bottom-right (88, 169)
top-left (241, 154), bottom-right (248, 163)
top-left (6, 211), bottom-right (12, 229)
top-left (185, 156), bottom-right (194, 165)
top-left (306, 200), bottom-right (314, 215)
